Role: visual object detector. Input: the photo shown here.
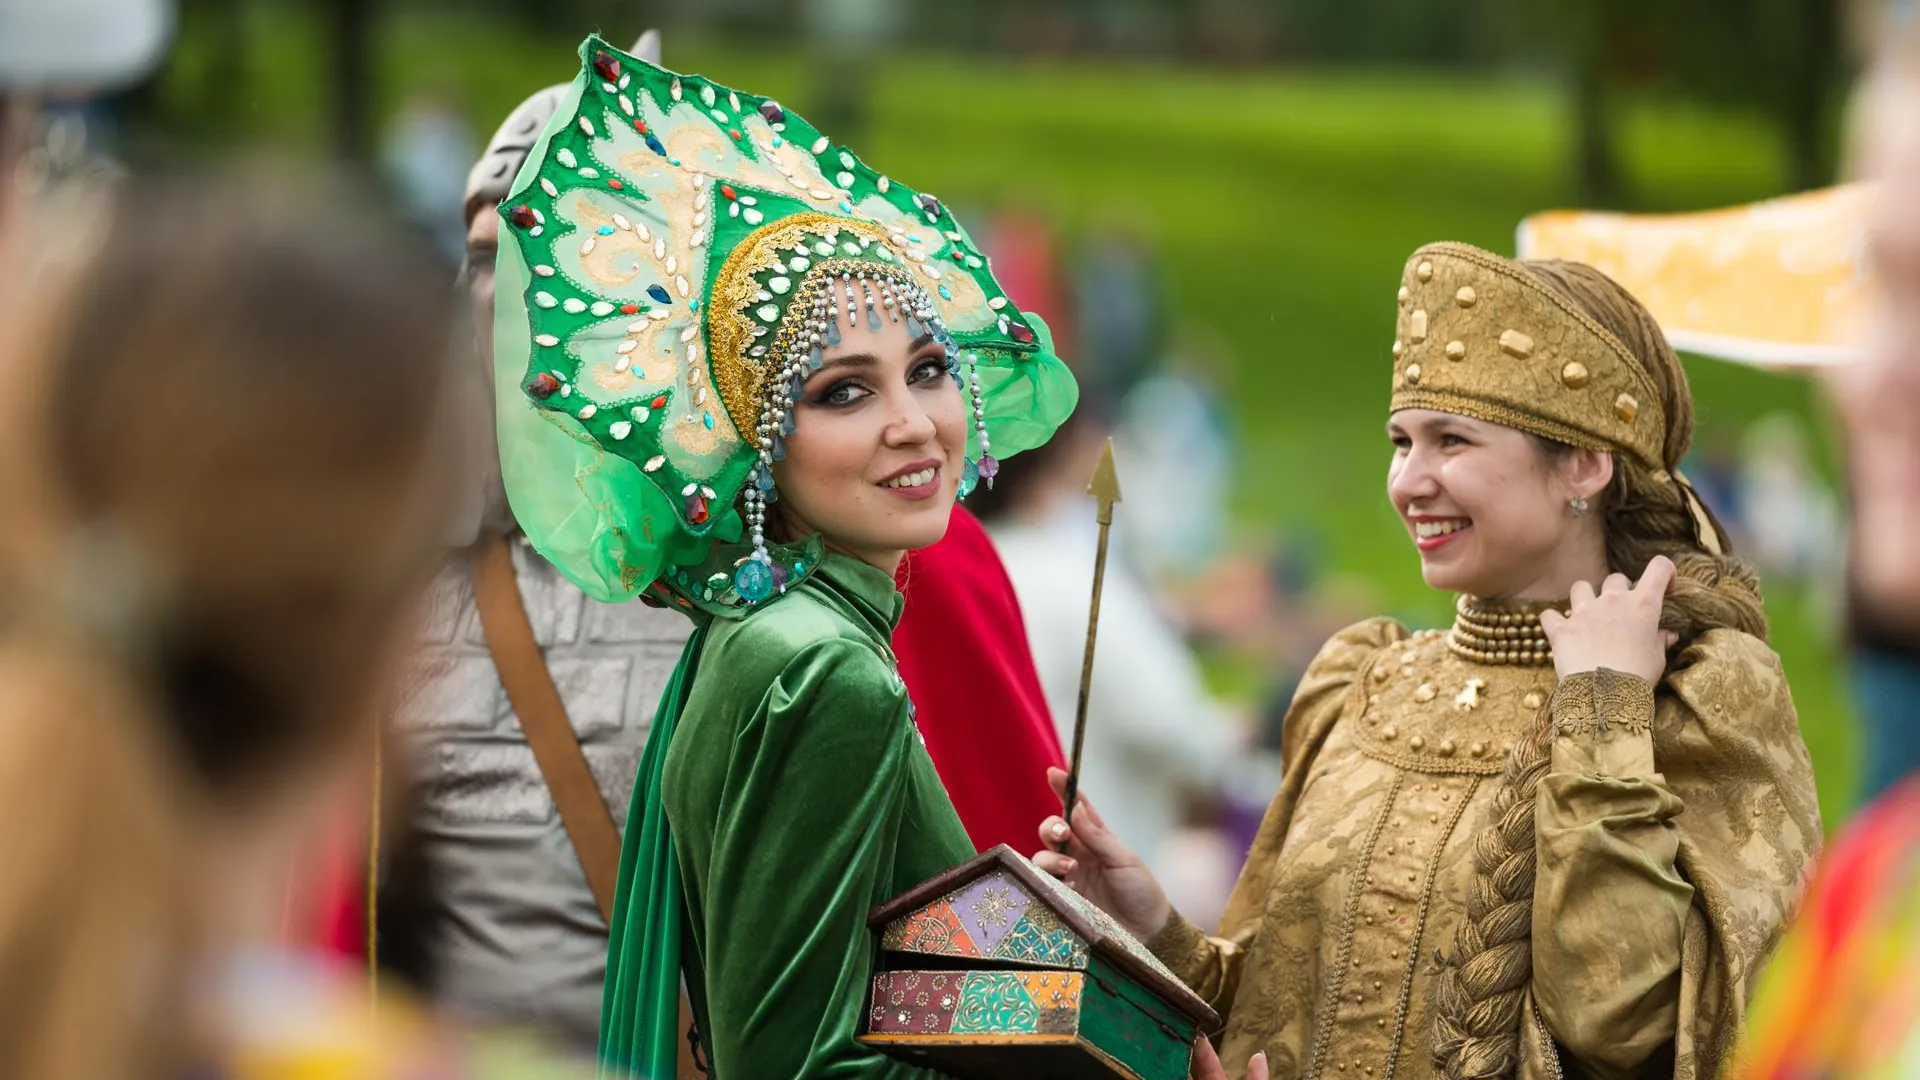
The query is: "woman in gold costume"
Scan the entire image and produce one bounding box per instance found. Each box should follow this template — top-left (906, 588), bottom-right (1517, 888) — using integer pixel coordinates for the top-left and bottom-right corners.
top-left (1035, 243), bottom-right (1821, 1080)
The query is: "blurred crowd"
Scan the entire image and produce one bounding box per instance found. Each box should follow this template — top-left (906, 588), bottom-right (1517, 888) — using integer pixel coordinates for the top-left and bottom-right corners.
top-left (3, 1), bottom-right (1920, 1079)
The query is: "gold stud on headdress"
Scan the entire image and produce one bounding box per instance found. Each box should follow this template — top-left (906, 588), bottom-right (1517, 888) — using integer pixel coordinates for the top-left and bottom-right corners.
top-left (1445, 341), bottom-right (1466, 361)
top-left (1614, 393), bottom-right (1639, 423)
top-left (1498, 329), bottom-right (1533, 358)
top-left (1455, 286), bottom-right (1477, 308)
top-left (1561, 361), bottom-right (1590, 389)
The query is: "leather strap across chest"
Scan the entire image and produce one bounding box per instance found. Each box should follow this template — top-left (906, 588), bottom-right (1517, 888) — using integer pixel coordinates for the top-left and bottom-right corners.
top-left (470, 534), bottom-right (622, 925)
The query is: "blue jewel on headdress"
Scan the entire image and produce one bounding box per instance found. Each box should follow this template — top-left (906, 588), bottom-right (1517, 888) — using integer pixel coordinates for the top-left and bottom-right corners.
top-left (645, 134), bottom-right (666, 155)
top-left (733, 559), bottom-right (774, 602)
top-left (867, 306), bottom-right (882, 332)
top-left (825, 318), bottom-right (841, 347)
top-left (809, 345), bottom-right (824, 370)
top-left (771, 435), bottom-right (786, 462)
top-left (754, 464), bottom-right (776, 492)
top-left (596, 225), bottom-right (615, 236)
top-left (647, 284), bottom-right (672, 304)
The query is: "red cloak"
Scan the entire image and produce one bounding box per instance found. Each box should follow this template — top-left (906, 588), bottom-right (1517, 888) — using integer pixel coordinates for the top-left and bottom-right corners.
top-left (894, 504), bottom-right (1065, 854)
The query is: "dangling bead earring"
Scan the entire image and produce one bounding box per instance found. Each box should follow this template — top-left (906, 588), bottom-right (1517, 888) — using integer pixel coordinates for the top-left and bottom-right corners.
top-left (967, 352), bottom-right (996, 490)
top-left (1569, 496), bottom-right (1590, 517)
top-left (736, 290), bottom-right (816, 605)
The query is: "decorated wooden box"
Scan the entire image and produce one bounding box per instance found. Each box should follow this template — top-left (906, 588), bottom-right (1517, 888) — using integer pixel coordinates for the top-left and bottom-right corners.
top-left (860, 844), bottom-right (1220, 1080)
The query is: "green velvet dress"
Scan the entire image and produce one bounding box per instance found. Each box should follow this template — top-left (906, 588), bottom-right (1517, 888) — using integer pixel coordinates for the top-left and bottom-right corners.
top-left (659, 552), bottom-right (974, 1078)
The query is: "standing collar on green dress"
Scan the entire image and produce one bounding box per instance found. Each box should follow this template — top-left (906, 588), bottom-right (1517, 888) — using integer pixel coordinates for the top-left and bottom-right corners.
top-left (811, 550), bottom-right (906, 635)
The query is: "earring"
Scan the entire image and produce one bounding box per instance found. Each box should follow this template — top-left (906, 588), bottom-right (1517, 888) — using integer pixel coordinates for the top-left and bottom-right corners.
top-left (1569, 496), bottom-right (1590, 517)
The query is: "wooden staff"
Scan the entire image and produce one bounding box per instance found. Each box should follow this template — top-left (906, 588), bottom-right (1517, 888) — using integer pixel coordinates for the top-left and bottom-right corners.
top-left (1057, 438), bottom-right (1122, 848)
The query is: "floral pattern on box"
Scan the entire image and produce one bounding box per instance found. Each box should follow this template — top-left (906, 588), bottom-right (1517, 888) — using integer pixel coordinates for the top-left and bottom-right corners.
top-left (867, 971), bottom-right (1084, 1037)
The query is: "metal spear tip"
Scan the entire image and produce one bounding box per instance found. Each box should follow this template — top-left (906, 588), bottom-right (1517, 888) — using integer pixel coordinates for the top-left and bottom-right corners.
top-left (1086, 437), bottom-right (1122, 507)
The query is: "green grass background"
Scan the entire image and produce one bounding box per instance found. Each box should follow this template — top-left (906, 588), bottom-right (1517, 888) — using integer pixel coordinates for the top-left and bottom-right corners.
top-left (153, 7), bottom-right (1858, 823)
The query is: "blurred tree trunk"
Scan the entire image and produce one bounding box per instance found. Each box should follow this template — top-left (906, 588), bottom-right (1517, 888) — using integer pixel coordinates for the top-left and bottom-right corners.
top-left (1781, 0), bottom-right (1839, 190)
top-left (327, 0), bottom-right (374, 165)
top-left (1569, 0), bottom-right (1621, 204)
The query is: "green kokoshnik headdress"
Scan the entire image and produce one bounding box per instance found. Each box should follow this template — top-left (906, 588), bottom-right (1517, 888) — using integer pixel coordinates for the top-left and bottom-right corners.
top-left (494, 34), bottom-right (1077, 615)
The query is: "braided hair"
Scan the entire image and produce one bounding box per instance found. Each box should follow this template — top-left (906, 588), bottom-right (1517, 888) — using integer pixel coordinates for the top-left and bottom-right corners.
top-left (1428, 259), bottom-right (1766, 1080)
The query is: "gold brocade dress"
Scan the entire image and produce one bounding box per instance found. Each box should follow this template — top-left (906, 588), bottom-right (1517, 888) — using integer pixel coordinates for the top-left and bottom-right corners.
top-left (1148, 601), bottom-right (1820, 1080)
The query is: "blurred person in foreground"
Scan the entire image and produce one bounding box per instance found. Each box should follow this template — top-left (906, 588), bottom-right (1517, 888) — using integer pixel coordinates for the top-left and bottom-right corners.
top-left (1731, 12), bottom-right (1920, 1078)
top-left (0, 174), bottom-right (589, 1079)
top-left (1039, 244), bottom-right (1820, 1080)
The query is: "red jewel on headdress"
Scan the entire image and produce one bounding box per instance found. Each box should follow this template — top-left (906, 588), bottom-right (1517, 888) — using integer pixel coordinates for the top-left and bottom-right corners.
top-left (508, 204), bottom-right (538, 229)
top-left (633, 119), bottom-right (648, 135)
top-left (685, 490), bottom-right (710, 525)
top-left (729, 128), bottom-right (742, 141)
top-left (620, 303), bottom-right (640, 314)
top-left (607, 179), bottom-right (624, 190)
top-left (1009, 322), bottom-right (1036, 345)
top-left (950, 250), bottom-right (965, 263)
top-left (652, 395), bottom-right (668, 409)
top-left (527, 372), bottom-right (562, 398)
top-left (720, 185), bottom-right (737, 201)
top-left (593, 50), bottom-right (621, 83)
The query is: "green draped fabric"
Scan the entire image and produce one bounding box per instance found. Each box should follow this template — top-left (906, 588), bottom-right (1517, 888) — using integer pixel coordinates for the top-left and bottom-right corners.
top-left (601, 553), bottom-right (974, 1078)
top-left (600, 622), bottom-right (707, 1080)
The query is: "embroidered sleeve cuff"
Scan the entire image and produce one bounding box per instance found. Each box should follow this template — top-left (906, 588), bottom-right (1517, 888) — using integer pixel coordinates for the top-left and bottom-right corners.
top-left (1146, 909), bottom-right (1215, 986)
top-left (1550, 668), bottom-right (1657, 776)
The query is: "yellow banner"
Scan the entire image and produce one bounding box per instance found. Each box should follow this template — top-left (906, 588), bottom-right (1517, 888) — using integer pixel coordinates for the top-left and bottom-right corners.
top-left (1516, 184), bottom-right (1875, 368)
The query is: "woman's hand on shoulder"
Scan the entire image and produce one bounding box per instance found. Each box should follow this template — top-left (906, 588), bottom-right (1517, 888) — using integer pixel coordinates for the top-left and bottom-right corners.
top-left (1029, 767), bottom-right (1172, 943)
top-left (1540, 555), bottom-right (1680, 684)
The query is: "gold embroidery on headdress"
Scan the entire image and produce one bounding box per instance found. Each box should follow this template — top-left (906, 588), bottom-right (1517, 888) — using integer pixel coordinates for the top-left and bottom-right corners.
top-left (1390, 242), bottom-right (1667, 469)
top-left (707, 213), bottom-right (897, 445)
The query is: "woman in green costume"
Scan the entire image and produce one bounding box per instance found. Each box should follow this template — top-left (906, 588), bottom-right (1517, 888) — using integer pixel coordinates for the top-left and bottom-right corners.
top-left (489, 36), bottom-right (1077, 1080)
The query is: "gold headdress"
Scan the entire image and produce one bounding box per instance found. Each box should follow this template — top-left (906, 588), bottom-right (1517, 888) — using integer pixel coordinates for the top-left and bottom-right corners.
top-left (1389, 242), bottom-right (1668, 470)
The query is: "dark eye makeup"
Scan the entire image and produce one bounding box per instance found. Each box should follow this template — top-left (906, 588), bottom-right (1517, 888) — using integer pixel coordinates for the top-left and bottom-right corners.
top-left (808, 351), bottom-right (951, 407)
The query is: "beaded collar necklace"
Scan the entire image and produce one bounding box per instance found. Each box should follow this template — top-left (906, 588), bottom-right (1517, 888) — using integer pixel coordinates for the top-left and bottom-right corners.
top-left (1446, 595), bottom-right (1565, 667)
